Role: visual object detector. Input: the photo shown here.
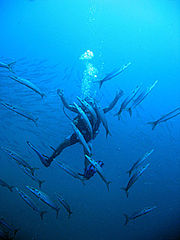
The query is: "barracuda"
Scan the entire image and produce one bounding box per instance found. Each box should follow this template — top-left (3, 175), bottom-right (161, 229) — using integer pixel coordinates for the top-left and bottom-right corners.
top-left (0, 178), bottom-right (14, 192)
top-left (123, 206), bottom-right (157, 225)
top-left (0, 60), bottom-right (15, 72)
top-left (9, 75), bottom-right (45, 98)
top-left (121, 163), bottom-right (150, 197)
top-left (127, 149), bottom-right (154, 177)
top-left (71, 122), bottom-right (91, 155)
top-left (26, 186), bottom-right (60, 218)
top-left (73, 102), bottom-right (93, 139)
top-left (16, 187), bottom-right (46, 220)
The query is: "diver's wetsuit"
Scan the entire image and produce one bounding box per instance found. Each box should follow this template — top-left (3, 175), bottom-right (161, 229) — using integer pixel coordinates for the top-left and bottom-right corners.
top-left (48, 109), bottom-right (100, 163)
top-left (44, 89), bottom-right (123, 167)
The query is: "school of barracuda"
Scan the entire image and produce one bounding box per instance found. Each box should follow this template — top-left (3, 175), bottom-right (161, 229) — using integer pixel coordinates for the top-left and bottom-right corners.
top-left (0, 57), bottom-right (179, 240)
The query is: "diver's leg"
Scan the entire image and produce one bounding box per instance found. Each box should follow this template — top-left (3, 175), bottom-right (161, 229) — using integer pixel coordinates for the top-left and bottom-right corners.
top-left (27, 136), bottom-right (78, 167)
top-left (46, 134), bottom-right (79, 166)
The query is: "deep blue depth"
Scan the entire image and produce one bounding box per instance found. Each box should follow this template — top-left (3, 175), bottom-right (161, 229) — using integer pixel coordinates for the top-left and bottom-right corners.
top-left (0, 0), bottom-right (180, 239)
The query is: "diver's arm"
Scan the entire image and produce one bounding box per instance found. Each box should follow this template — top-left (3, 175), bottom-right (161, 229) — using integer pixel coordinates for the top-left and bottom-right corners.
top-left (57, 89), bottom-right (78, 113)
top-left (103, 89), bottom-right (123, 113)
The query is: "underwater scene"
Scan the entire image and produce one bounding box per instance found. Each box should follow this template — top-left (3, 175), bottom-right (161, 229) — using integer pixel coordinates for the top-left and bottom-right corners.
top-left (0, 0), bottom-right (180, 239)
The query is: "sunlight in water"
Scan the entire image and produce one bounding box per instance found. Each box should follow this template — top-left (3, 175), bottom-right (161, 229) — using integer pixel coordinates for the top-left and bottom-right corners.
top-left (80, 50), bottom-right (98, 98)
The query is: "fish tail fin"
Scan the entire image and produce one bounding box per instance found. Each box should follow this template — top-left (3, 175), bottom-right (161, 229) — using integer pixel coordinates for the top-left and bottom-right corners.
top-left (34, 117), bottom-right (39, 127)
top-left (114, 112), bottom-right (118, 117)
top-left (123, 213), bottom-right (129, 225)
top-left (9, 185), bottom-right (15, 192)
top-left (81, 179), bottom-right (86, 186)
top-left (120, 187), bottom-right (129, 198)
top-left (38, 180), bottom-right (45, 189)
top-left (106, 130), bottom-right (112, 138)
top-left (41, 93), bottom-right (46, 98)
top-left (106, 181), bottom-right (112, 192)
top-left (99, 80), bottom-right (103, 89)
top-left (147, 121), bottom-right (158, 130)
top-left (56, 208), bottom-right (60, 219)
top-left (114, 112), bottom-right (121, 120)
top-left (94, 79), bottom-right (104, 89)
top-left (31, 167), bottom-right (39, 176)
top-left (40, 211), bottom-right (47, 220)
top-left (127, 108), bottom-right (132, 117)
top-left (8, 61), bottom-right (16, 72)
top-left (126, 170), bottom-right (132, 177)
top-left (14, 228), bottom-right (20, 237)
top-left (68, 211), bottom-right (73, 219)
top-left (94, 79), bottom-right (104, 88)
top-left (78, 173), bottom-right (84, 177)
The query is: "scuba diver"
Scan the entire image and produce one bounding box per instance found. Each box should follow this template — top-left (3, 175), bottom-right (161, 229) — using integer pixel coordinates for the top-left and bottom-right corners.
top-left (27, 88), bottom-right (123, 178)
top-left (79, 160), bottom-right (104, 180)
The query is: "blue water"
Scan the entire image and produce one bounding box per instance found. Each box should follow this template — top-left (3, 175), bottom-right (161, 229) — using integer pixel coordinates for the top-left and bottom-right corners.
top-left (0, 0), bottom-right (180, 239)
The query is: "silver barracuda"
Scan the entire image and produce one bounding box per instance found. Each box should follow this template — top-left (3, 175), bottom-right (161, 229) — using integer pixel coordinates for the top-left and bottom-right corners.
top-left (121, 163), bottom-right (150, 197)
top-left (73, 102), bottom-right (93, 139)
top-left (94, 62), bottom-right (131, 89)
top-left (0, 146), bottom-right (38, 176)
top-left (127, 149), bottom-right (154, 177)
top-left (0, 100), bottom-right (38, 126)
top-left (0, 61), bottom-right (15, 72)
top-left (127, 80), bottom-right (158, 117)
top-left (15, 187), bottom-right (46, 220)
top-left (94, 101), bottom-right (111, 137)
top-left (21, 167), bottom-right (45, 189)
top-left (114, 85), bottom-right (140, 119)
top-left (9, 75), bottom-right (45, 98)
top-left (123, 206), bottom-right (157, 225)
top-left (147, 107), bottom-right (180, 130)
top-left (0, 217), bottom-right (19, 237)
top-left (26, 186), bottom-right (60, 218)
top-left (56, 161), bottom-right (85, 185)
top-left (71, 122), bottom-right (91, 155)
top-left (0, 178), bottom-right (14, 192)
top-left (85, 155), bottom-right (111, 191)
top-left (77, 96), bottom-right (98, 122)
top-left (56, 193), bottom-right (72, 218)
